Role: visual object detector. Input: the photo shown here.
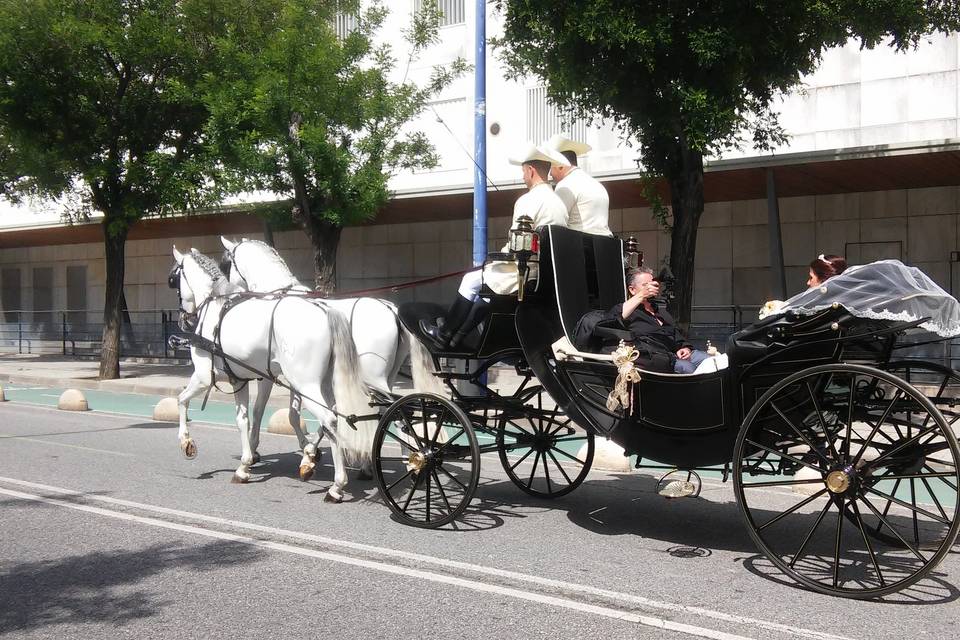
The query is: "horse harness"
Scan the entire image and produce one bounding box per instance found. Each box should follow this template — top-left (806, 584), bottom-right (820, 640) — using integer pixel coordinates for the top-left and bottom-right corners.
top-left (169, 262), bottom-right (368, 426)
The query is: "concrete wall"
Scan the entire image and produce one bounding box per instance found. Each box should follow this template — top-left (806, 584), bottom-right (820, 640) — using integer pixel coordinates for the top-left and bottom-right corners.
top-left (2, 186), bottom-right (956, 327)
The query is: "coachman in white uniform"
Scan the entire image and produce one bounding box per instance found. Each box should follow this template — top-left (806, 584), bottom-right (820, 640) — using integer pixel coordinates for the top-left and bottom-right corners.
top-left (421, 143), bottom-right (569, 349)
top-left (545, 134), bottom-right (612, 237)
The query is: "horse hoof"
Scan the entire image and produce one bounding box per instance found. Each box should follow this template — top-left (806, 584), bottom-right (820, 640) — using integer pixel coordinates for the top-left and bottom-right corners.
top-left (324, 492), bottom-right (343, 503)
top-left (231, 473), bottom-right (249, 484)
top-left (356, 469), bottom-right (373, 481)
top-left (181, 440), bottom-right (198, 459)
top-left (299, 465), bottom-right (315, 482)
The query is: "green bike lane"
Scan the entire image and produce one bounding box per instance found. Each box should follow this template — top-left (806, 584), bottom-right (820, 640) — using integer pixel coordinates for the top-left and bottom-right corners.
top-left (3, 383), bottom-right (955, 508)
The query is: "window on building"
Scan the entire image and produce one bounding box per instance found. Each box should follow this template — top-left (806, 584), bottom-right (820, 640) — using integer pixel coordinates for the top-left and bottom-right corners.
top-left (414, 0), bottom-right (465, 27)
top-left (526, 86), bottom-right (589, 146)
top-left (334, 11), bottom-right (357, 38)
top-left (66, 265), bottom-right (87, 329)
top-left (32, 266), bottom-right (53, 329)
top-left (1, 267), bottom-right (21, 323)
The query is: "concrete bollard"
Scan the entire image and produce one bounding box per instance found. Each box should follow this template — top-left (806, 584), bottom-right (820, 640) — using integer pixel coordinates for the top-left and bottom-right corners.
top-left (0, 385), bottom-right (5, 401)
top-left (58, 388), bottom-right (89, 411)
top-left (267, 408), bottom-right (307, 435)
top-left (585, 438), bottom-right (633, 473)
top-left (152, 397), bottom-right (179, 422)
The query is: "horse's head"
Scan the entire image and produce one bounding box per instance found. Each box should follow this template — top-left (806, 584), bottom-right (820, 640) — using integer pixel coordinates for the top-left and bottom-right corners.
top-left (220, 235), bottom-right (301, 292)
top-left (171, 246), bottom-right (225, 317)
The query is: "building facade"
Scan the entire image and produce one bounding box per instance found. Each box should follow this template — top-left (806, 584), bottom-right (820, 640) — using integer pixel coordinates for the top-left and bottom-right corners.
top-left (1, 3), bottom-right (959, 347)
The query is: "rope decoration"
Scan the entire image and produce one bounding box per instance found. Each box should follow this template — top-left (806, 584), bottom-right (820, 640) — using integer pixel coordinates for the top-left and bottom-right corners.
top-left (606, 341), bottom-right (642, 414)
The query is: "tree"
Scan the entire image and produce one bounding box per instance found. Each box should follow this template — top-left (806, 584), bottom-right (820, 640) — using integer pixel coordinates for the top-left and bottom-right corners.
top-left (0, 0), bottom-right (224, 378)
top-left (203, 0), bottom-right (466, 292)
top-left (494, 1), bottom-right (960, 328)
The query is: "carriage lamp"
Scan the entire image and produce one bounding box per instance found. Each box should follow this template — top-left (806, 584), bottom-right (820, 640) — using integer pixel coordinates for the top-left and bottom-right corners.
top-left (624, 236), bottom-right (642, 269)
top-left (510, 215), bottom-right (539, 301)
top-left (509, 215), bottom-right (539, 253)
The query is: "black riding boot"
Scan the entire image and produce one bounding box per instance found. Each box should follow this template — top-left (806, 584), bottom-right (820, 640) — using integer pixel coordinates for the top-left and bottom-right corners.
top-left (448, 299), bottom-right (490, 349)
top-left (420, 295), bottom-right (472, 349)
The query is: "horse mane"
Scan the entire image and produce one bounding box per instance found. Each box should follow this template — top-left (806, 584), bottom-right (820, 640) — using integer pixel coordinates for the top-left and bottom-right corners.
top-left (238, 239), bottom-right (302, 287)
top-left (190, 249), bottom-right (244, 296)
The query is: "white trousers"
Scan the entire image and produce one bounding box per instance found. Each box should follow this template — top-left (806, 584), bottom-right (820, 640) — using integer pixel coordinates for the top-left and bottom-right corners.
top-left (458, 269), bottom-right (484, 302)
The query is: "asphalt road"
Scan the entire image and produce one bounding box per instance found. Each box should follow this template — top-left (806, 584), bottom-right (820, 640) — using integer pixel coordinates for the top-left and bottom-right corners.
top-left (1, 396), bottom-right (958, 640)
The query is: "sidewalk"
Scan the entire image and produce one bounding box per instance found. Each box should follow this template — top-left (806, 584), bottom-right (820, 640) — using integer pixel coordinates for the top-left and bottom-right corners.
top-left (0, 353), bottom-right (260, 404)
top-left (0, 353), bottom-right (522, 407)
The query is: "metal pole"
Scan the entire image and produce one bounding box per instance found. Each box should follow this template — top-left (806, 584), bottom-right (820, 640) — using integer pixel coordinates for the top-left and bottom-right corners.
top-left (472, 0), bottom-right (487, 267)
top-left (766, 168), bottom-right (787, 300)
top-left (62, 311), bottom-right (66, 355)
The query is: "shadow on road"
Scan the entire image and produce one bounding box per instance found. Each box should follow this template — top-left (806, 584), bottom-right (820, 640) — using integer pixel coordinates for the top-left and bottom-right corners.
top-left (0, 540), bottom-right (261, 634)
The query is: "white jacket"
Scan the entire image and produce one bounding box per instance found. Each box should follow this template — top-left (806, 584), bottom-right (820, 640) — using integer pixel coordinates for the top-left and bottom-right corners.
top-left (555, 167), bottom-right (612, 237)
top-left (483, 183), bottom-right (568, 295)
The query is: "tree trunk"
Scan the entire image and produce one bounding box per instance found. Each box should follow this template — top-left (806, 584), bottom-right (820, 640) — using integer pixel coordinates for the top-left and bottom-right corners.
top-left (666, 143), bottom-right (705, 334)
top-left (99, 221), bottom-right (128, 379)
top-left (302, 216), bottom-right (342, 295)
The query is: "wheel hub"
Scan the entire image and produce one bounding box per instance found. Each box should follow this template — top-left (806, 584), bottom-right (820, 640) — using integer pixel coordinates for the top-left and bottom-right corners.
top-left (407, 451), bottom-right (429, 472)
top-left (825, 470), bottom-right (850, 494)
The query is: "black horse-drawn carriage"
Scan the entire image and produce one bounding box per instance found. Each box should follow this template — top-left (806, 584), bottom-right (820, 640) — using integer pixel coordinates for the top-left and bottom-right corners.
top-left (374, 225), bottom-right (960, 598)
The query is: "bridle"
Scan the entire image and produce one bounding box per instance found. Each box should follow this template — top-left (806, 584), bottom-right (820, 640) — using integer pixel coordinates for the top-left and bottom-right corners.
top-left (220, 239), bottom-right (252, 289)
top-left (167, 260), bottom-right (204, 332)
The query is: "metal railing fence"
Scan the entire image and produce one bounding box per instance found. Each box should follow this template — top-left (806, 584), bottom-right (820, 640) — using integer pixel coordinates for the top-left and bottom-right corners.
top-left (0, 309), bottom-right (189, 359)
top-left (0, 305), bottom-right (956, 371)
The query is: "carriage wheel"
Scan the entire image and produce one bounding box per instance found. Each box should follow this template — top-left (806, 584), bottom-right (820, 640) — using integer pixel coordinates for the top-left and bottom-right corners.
top-left (734, 363), bottom-right (960, 598)
top-left (373, 393), bottom-right (480, 528)
top-left (883, 360), bottom-right (960, 434)
top-left (497, 386), bottom-right (594, 498)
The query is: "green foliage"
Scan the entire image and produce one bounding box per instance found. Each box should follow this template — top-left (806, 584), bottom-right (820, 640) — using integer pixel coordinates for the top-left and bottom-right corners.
top-left (0, 0), bottom-right (226, 237)
top-left (494, 1), bottom-right (960, 176)
top-left (202, 0), bottom-right (468, 229)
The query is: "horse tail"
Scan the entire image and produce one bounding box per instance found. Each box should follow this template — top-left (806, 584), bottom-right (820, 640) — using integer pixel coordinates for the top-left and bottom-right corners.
top-left (326, 308), bottom-right (374, 468)
top-left (407, 330), bottom-right (448, 398)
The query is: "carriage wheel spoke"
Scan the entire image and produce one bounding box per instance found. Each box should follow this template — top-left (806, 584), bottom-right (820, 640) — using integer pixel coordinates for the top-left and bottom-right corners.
top-left (910, 480), bottom-right (920, 544)
top-left (866, 424), bottom-right (942, 469)
top-left (527, 451), bottom-right (542, 489)
top-left (789, 498), bottom-right (833, 569)
top-left (920, 476), bottom-right (950, 523)
top-left (744, 439), bottom-right (824, 474)
top-left (425, 471), bottom-right (432, 521)
top-left (383, 428), bottom-right (418, 453)
top-left (850, 500), bottom-right (886, 587)
top-left (400, 471), bottom-right (424, 514)
top-left (806, 380), bottom-right (841, 459)
top-left (833, 497), bottom-right (845, 588)
top-left (385, 468), bottom-right (415, 494)
top-left (398, 411), bottom-right (427, 449)
top-left (431, 469), bottom-right (452, 515)
top-left (756, 488), bottom-right (828, 532)
top-left (864, 487), bottom-right (951, 525)
top-left (851, 389), bottom-right (903, 466)
top-left (434, 428), bottom-right (466, 455)
top-left (509, 447), bottom-right (536, 472)
top-left (771, 401), bottom-right (832, 467)
top-left (878, 471), bottom-right (959, 481)
top-left (550, 446), bottom-right (589, 466)
top-left (923, 464), bottom-right (958, 491)
top-left (542, 451), bottom-right (553, 494)
top-left (843, 375), bottom-right (856, 462)
top-left (547, 419), bottom-right (571, 438)
top-left (859, 496), bottom-right (928, 561)
top-left (436, 463), bottom-right (468, 492)
top-left (547, 450), bottom-right (575, 485)
top-left (430, 408), bottom-right (449, 446)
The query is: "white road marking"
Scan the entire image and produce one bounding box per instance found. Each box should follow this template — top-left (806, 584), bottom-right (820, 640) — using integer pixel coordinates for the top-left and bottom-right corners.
top-left (0, 475), bottom-right (852, 640)
top-left (0, 434), bottom-right (136, 457)
top-left (0, 483), bottom-right (750, 640)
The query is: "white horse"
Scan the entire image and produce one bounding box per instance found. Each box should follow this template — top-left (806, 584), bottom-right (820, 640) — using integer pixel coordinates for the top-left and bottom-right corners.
top-left (170, 246), bottom-right (374, 502)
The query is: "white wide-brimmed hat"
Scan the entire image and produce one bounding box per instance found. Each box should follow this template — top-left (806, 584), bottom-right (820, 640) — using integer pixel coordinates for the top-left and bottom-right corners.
top-left (508, 142), bottom-right (570, 167)
top-left (545, 133), bottom-right (591, 155)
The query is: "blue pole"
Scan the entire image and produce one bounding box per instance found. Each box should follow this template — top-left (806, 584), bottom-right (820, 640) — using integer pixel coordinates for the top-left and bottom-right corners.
top-left (472, 0), bottom-right (487, 268)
